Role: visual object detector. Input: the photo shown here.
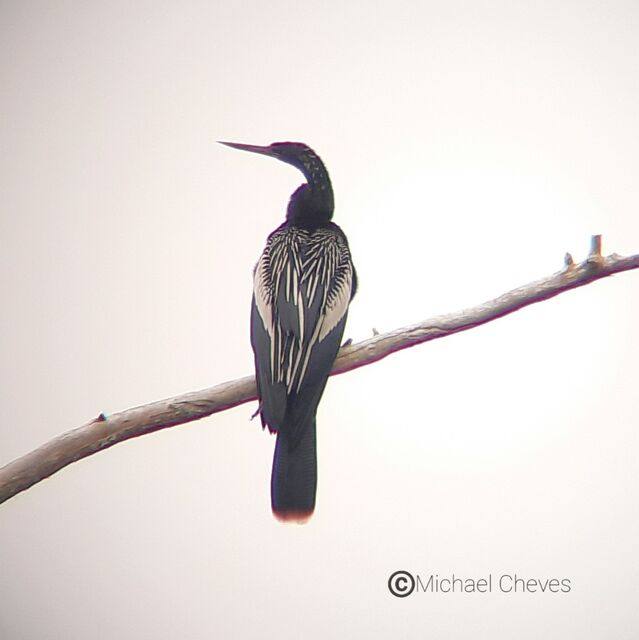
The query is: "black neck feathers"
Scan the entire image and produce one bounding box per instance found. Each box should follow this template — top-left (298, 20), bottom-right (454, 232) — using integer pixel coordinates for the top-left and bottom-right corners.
top-left (284, 147), bottom-right (334, 227)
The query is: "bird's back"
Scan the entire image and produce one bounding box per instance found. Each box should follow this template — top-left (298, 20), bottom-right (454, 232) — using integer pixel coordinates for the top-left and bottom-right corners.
top-left (252, 222), bottom-right (355, 447)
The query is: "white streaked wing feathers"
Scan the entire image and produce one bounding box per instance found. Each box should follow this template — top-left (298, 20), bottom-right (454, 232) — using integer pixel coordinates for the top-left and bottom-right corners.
top-left (254, 227), bottom-right (353, 394)
top-left (318, 270), bottom-right (352, 341)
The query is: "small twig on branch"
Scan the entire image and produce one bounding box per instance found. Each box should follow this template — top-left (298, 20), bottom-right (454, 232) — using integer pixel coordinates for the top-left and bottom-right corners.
top-left (1, 236), bottom-right (637, 505)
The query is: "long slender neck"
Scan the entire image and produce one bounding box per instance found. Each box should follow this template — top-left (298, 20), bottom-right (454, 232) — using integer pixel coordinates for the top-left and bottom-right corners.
top-left (286, 156), bottom-right (334, 227)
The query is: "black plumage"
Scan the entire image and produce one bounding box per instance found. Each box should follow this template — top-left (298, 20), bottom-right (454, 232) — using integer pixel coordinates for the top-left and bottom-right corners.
top-left (220, 141), bottom-right (357, 522)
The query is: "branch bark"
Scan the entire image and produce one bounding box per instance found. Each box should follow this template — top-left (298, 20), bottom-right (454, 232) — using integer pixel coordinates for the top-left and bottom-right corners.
top-left (1, 236), bottom-right (637, 505)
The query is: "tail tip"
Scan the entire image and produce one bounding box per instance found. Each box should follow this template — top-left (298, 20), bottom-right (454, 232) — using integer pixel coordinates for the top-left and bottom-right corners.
top-left (272, 508), bottom-right (314, 525)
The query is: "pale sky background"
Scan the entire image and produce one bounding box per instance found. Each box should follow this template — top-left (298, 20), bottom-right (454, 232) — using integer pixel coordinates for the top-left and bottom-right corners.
top-left (1, 1), bottom-right (639, 638)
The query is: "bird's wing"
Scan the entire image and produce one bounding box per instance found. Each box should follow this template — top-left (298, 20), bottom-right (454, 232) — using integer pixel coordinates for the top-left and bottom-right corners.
top-left (252, 226), bottom-right (354, 442)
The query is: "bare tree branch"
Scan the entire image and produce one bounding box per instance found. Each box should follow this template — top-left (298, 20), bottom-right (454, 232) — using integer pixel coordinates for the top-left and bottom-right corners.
top-left (1, 236), bottom-right (637, 505)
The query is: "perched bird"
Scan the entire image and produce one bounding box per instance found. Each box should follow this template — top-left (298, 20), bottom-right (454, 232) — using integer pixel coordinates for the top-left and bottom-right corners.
top-left (220, 141), bottom-right (357, 523)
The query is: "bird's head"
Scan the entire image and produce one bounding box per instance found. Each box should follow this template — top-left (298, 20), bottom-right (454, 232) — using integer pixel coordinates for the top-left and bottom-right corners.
top-left (219, 141), bottom-right (322, 182)
top-left (219, 140), bottom-right (334, 223)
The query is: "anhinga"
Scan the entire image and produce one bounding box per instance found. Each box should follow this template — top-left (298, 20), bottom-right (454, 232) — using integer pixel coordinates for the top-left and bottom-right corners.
top-left (220, 141), bottom-right (357, 523)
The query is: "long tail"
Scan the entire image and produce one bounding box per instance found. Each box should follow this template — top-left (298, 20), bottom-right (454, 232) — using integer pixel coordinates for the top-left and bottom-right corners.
top-left (270, 419), bottom-right (317, 523)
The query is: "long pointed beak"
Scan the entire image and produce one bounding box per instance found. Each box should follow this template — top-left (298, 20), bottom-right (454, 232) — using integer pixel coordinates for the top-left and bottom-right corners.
top-left (218, 141), bottom-right (277, 158)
